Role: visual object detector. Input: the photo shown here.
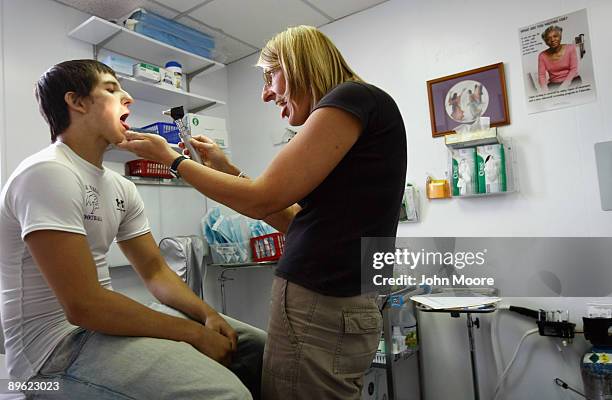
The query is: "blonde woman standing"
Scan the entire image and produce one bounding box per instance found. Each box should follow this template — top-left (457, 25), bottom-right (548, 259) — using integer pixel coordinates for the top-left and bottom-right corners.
top-left (120, 25), bottom-right (407, 399)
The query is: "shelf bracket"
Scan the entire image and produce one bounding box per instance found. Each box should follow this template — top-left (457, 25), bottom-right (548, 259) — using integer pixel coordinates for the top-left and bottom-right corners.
top-left (93, 31), bottom-right (122, 60)
top-left (186, 64), bottom-right (215, 92)
top-left (188, 101), bottom-right (217, 114)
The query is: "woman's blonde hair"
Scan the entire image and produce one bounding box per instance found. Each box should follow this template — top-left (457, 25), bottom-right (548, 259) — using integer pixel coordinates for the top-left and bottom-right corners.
top-left (257, 25), bottom-right (362, 109)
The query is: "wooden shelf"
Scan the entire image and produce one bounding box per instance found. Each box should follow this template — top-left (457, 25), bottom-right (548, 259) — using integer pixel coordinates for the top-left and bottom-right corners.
top-left (68, 16), bottom-right (223, 75)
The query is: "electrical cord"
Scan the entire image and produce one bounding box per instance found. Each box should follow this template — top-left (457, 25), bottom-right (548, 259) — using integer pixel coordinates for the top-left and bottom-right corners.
top-left (492, 306), bottom-right (586, 399)
top-left (493, 328), bottom-right (539, 400)
top-left (491, 305), bottom-right (510, 375)
top-left (554, 378), bottom-right (587, 398)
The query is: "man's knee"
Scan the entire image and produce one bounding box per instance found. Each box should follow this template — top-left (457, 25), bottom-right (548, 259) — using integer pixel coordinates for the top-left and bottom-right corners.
top-left (244, 328), bottom-right (266, 352)
top-left (171, 367), bottom-right (253, 400)
top-left (215, 378), bottom-right (253, 400)
top-left (234, 321), bottom-right (266, 350)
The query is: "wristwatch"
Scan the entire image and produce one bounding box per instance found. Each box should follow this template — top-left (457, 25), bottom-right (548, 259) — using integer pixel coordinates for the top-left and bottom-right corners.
top-left (169, 156), bottom-right (188, 178)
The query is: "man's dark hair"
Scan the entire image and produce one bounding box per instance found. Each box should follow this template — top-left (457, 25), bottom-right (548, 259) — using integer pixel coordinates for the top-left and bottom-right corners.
top-left (34, 60), bottom-right (116, 142)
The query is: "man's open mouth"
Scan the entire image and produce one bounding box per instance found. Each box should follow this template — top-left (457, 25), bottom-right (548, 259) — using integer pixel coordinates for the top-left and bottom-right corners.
top-left (120, 113), bottom-right (130, 130)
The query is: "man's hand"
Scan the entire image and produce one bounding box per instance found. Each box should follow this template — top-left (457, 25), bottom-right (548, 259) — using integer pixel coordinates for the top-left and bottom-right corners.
top-left (190, 324), bottom-right (235, 366)
top-left (205, 313), bottom-right (238, 351)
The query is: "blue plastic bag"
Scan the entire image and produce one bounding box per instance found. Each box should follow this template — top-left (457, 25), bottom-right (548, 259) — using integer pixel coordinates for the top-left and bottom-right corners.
top-left (129, 9), bottom-right (215, 59)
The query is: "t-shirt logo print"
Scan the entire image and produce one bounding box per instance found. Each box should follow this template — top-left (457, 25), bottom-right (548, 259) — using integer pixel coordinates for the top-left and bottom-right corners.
top-left (84, 185), bottom-right (102, 222)
top-left (85, 190), bottom-right (99, 215)
top-left (115, 198), bottom-right (126, 212)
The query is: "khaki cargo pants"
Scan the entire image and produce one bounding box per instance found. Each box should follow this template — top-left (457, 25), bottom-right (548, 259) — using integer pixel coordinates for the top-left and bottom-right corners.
top-left (262, 277), bottom-right (382, 400)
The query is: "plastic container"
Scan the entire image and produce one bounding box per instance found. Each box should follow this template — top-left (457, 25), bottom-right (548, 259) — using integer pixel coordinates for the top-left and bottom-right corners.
top-left (101, 53), bottom-right (136, 76)
top-left (164, 61), bottom-right (183, 90)
top-left (125, 159), bottom-right (172, 178)
top-left (129, 9), bottom-right (215, 49)
top-left (581, 346), bottom-right (612, 399)
top-left (210, 241), bottom-right (251, 264)
top-left (140, 122), bottom-right (180, 144)
top-left (426, 177), bottom-right (451, 199)
top-left (250, 232), bottom-right (285, 262)
top-left (128, 9), bottom-right (215, 59)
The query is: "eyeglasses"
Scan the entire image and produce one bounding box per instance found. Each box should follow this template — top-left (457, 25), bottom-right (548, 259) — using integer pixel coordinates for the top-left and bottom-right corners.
top-left (263, 67), bottom-right (279, 87)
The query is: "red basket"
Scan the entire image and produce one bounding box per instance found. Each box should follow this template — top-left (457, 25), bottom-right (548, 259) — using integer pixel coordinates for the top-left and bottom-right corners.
top-left (125, 159), bottom-right (172, 179)
top-left (250, 232), bottom-right (285, 262)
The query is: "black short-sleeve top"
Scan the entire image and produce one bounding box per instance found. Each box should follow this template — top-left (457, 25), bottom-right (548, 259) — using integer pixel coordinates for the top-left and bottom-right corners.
top-left (275, 81), bottom-right (407, 297)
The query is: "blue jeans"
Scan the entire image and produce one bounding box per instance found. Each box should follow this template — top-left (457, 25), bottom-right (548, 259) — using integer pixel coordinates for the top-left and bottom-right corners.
top-left (26, 306), bottom-right (265, 400)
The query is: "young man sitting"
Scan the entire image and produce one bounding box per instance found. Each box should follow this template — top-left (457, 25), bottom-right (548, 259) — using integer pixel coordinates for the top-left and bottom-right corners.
top-left (0, 59), bottom-right (264, 399)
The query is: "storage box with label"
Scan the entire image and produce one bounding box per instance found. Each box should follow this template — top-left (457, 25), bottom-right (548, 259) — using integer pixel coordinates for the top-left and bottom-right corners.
top-left (451, 148), bottom-right (478, 196)
top-left (133, 62), bottom-right (161, 83)
top-left (184, 114), bottom-right (229, 149)
top-left (476, 144), bottom-right (507, 193)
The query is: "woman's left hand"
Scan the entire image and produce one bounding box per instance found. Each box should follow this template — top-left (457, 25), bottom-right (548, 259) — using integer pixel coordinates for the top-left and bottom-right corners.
top-left (117, 131), bottom-right (181, 166)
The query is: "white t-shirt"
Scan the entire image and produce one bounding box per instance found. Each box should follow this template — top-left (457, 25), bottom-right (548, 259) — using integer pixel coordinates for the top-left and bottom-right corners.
top-left (0, 142), bottom-right (150, 380)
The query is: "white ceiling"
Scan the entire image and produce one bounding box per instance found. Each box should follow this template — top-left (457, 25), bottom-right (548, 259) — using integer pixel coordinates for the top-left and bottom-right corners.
top-left (54, 0), bottom-right (388, 64)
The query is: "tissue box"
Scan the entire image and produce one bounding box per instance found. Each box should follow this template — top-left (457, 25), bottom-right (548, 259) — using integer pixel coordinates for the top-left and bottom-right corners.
top-left (477, 144), bottom-right (507, 193)
top-left (399, 184), bottom-right (419, 222)
top-left (210, 241), bottom-right (251, 264)
top-left (451, 148), bottom-right (478, 196)
top-left (184, 114), bottom-right (229, 149)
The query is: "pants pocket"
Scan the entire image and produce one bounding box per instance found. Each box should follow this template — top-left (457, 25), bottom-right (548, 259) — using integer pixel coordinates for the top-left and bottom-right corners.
top-left (37, 328), bottom-right (92, 376)
top-left (263, 278), bottom-right (299, 381)
top-left (334, 309), bottom-right (382, 376)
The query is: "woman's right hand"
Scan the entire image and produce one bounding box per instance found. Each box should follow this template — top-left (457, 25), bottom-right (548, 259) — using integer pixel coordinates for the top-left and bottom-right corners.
top-left (180, 135), bottom-right (235, 174)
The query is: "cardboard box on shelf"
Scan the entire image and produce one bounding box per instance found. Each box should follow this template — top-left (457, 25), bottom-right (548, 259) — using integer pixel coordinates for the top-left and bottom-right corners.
top-left (133, 62), bottom-right (161, 83)
top-left (184, 113), bottom-right (229, 149)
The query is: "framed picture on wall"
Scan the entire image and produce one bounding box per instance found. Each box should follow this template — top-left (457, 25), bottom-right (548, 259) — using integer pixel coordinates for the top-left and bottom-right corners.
top-left (426, 62), bottom-right (510, 137)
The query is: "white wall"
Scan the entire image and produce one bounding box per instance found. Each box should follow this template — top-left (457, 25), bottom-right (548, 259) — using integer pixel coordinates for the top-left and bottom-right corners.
top-left (0, 0), bottom-right (5, 184)
top-left (1, 0), bottom-right (91, 182)
top-left (227, 55), bottom-right (287, 176)
top-left (224, 0), bottom-right (612, 399)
